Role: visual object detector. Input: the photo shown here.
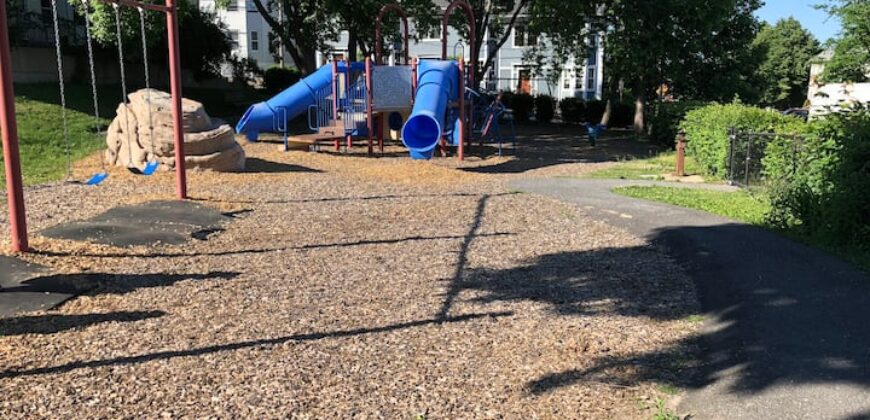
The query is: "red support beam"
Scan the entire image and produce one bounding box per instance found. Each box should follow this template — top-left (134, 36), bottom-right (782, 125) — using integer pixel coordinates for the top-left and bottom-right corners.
top-left (164, 0), bottom-right (187, 199)
top-left (374, 3), bottom-right (410, 65)
top-left (458, 60), bottom-right (465, 161)
top-left (442, 0), bottom-right (475, 161)
top-left (365, 57), bottom-right (374, 156)
top-left (0, 0), bottom-right (28, 252)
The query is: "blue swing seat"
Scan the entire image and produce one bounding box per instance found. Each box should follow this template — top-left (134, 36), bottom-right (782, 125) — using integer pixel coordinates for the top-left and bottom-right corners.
top-left (85, 172), bottom-right (109, 185)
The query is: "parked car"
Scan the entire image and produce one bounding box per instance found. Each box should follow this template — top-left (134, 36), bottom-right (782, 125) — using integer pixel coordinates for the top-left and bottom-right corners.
top-left (782, 108), bottom-right (809, 120)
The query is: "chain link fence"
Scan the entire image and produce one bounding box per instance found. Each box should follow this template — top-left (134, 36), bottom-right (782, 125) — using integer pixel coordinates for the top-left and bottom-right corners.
top-left (726, 129), bottom-right (810, 188)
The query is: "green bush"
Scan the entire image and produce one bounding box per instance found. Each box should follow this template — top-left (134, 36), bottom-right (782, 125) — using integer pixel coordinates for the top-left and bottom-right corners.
top-left (608, 101), bottom-right (635, 128)
top-left (585, 100), bottom-right (607, 124)
top-left (559, 97), bottom-right (586, 124)
top-left (501, 92), bottom-right (535, 122)
top-left (534, 95), bottom-right (556, 123)
top-left (764, 109), bottom-right (870, 248)
top-left (264, 66), bottom-right (303, 94)
top-left (681, 103), bottom-right (806, 176)
top-left (649, 101), bottom-right (710, 147)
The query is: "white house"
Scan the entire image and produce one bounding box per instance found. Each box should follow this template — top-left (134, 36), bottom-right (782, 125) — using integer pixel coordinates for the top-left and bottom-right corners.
top-left (808, 48), bottom-right (870, 117)
top-left (205, 1), bottom-right (605, 101)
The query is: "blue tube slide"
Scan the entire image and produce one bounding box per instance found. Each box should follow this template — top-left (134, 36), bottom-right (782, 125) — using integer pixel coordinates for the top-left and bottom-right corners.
top-left (401, 60), bottom-right (459, 160)
top-left (235, 62), bottom-right (362, 141)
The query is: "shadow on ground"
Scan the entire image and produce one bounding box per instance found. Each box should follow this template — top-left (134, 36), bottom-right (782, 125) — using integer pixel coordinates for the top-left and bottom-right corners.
top-left (519, 224), bottom-right (870, 399)
top-left (461, 125), bottom-right (659, 174)
top-left (0, 310), bottom-right (165, 336)
top-left (0, 311), bottom-right (512, 379)
top-left (6, 271), bottom-right (240, 297)
top-left (244, 158), bottom-right (322, 173)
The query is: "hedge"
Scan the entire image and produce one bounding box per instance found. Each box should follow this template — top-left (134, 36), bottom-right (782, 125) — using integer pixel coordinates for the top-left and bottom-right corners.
top-left (681, 103), bottom-right (806, 176)
top-left (764, 109), bottom-right (870, 248)
top-left (585, 100), bottom-right (607, 124)
top-left (501, 92), bottom-right (535, 122)
top-left (534, 95), bottom-right (556, 123)
top-left (608, 101), bottom-right (635, 128)
top-left (559, 98), bottom-right (586, 124)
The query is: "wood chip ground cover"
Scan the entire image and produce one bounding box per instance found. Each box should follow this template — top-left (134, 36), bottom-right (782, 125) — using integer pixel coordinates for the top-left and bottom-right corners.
top-left (0, 130), bottom-right (697, 418)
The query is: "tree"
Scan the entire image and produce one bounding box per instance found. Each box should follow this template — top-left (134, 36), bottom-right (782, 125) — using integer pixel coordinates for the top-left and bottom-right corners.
top-left (247, 0), bottom-right (336, 74)
top-left (532, 0), bottom-right (761, 133)
top-left (819, 0), bottom-right (870, 83)
top-left (75, 0), bottom-right (232, 80)
top-left (750, 18), bottom-right (821, 109)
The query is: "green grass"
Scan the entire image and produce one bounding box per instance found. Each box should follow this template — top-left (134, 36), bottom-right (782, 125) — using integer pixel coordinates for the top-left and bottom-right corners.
top-left (0, 84), bottom-right (113, 186)
top-left (613, 185), bottom-right (870, 272)
top-left (615, 186), bottom-right (770, 225)
top-left (0, 83), bottom-right (266, 186)
top-left (587, 151), bottom-right (711, 181)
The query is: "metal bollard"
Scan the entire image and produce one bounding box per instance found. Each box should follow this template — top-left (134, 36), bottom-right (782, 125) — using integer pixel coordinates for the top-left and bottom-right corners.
top-left (675, 130), bottom-right (688, 177)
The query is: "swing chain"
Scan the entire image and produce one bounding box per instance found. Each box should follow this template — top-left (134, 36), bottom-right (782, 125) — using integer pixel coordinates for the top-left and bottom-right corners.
top-left (113, 3), bottom-right (136, 169)
top-left (138, 7), bottom-right (156, 162)
top-left (81, 0), bottom-right (108, 174)
top-left (50, 0), bottom-right (72, 180)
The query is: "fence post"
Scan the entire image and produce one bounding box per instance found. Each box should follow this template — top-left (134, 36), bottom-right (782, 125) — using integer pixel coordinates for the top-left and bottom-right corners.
top-left (744, 134), bottom-right (753, 188)
top-left (727, 128), bottom-right (737, 186)
top-left (674, 130), bottom-right (687, 177)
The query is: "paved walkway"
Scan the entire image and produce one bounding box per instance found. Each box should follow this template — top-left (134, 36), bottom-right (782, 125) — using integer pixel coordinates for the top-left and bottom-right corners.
top-left (511, 179), bottom-right (870, 420)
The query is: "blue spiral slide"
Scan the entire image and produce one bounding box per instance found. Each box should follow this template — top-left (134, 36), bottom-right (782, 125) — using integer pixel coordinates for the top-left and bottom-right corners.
top-left (401, 60), bottom-right (460, 160)
top-left (235, 64), bottom-right (337, 141)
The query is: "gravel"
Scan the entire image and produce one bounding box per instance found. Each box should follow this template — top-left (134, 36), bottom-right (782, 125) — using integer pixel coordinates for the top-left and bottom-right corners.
top-left (0, 133), bottom-right (697, 418)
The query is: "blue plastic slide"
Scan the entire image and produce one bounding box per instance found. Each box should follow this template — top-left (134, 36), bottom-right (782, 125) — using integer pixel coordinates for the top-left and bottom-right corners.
top-left (235, 64), bottom-right (336, 141)
top-left (401, 60), bottom-right (459, 159)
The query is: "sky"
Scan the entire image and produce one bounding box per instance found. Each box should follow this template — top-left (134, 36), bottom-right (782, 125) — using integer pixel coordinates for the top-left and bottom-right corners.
top-left (755, 0), bottom-right (842, 42)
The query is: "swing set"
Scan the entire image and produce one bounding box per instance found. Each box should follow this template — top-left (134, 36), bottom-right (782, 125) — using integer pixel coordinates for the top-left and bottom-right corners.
top-left (0, 0), bottom-right (189, 252)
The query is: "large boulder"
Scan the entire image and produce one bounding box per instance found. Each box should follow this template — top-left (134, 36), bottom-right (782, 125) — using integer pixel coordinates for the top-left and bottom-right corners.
top-left (105, 89), bottom-right (245, 172)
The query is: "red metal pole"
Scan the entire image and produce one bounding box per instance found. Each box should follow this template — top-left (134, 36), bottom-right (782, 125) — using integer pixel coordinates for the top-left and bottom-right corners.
top-left (365, 57), bottom-right (373, 156)
top-left (458, 59), bottom-right (465, 161)
top-left (165, 0), bottom-right (186, 199)
top-left (0, 0), bottom-right (28, 252)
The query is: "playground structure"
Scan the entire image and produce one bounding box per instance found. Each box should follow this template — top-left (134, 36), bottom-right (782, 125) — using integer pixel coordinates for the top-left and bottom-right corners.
top-left (235, 1), bottom-right (514, 161)
top-left (0, 0), bottom-right (189, 252)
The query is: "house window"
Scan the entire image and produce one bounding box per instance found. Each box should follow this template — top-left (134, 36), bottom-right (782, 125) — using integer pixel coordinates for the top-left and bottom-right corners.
top-left (250, 31), bottom-right (259, 51)
top-left (41, 0), bottom-right (52, 24)
top-left (575, 68), bottom-right (583, 90)
top-left (513, 25), bottom-right (539, 47)
top-left (226, 0), bottom-right (238, 11)
top-left (586, 67), bottom-right (595, 91)
top-left (229, 31), bottom-right (239, 49)
top-left (513, 25), bottom-right (527, 47)
top-left (587, 35), bottom-right (598, 65)
top-left (563, 69), bottom-right (573, 90)
top-left (421, 25), bottom-right (442, 41)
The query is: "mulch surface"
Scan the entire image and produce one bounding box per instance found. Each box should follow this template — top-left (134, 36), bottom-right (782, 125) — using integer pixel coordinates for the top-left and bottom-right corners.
top-left (0, 127), bottom-right (697, 418)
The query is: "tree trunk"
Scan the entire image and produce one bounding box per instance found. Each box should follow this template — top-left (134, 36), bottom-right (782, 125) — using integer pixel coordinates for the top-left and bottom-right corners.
top-left (348, 30), bottom-right (358, 62)
top-left (633, 94), bottom-right (645, 135)
top-left (601, 99), bottom-right (612, 126)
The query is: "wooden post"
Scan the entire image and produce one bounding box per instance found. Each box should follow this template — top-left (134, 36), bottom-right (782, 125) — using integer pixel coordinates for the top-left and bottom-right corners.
top-left (675, 130), bottom-right (687, 177)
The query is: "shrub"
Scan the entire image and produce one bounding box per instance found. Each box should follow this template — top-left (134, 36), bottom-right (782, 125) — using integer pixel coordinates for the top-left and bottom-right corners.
top-left (608, 101), bottom-right (635, 128)
top-left (264, 66), bottom-right (303, 94)
top-left (585, 100), bottom-right (607, 124)
top-left (681, 102), bottom-right (806, 176)
top-left (649, 101), bottom-right (710, 147)
top-left (534, 95), bottom-right (556, 123)
top-left (501, 92), bottom-right (535, 122)
top-left (764, 109), bottom-right (870, 248)
top-left (559, 97), bottom-right (586, 124)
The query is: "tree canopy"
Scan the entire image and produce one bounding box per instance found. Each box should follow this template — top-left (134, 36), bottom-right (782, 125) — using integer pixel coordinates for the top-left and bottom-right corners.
top-left (820, 0), bottom-right (870, 83)
top-left (751, 18), bottom-right (821, 108)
